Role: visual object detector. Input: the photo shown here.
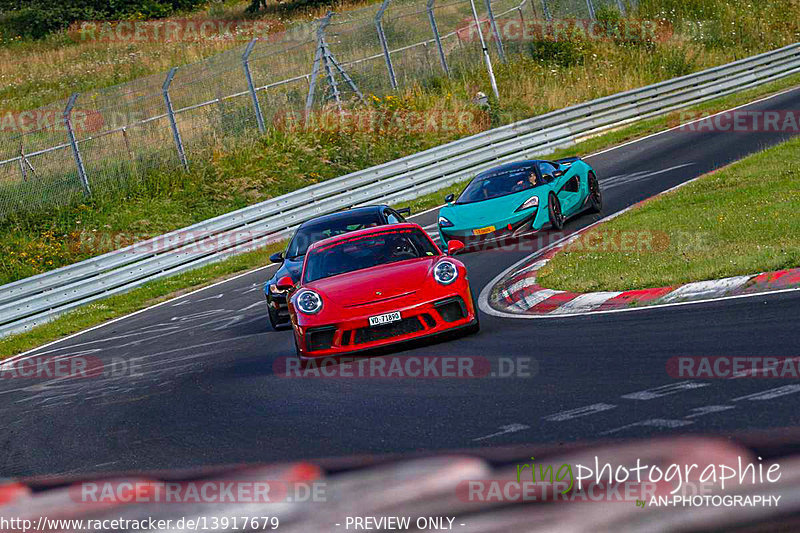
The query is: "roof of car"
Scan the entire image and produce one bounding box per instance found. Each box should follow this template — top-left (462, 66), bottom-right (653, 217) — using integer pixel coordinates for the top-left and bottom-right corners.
top-left (306, 223), bottom-right (425, 253)
top-left (297, 205), bottom-right (387, 228)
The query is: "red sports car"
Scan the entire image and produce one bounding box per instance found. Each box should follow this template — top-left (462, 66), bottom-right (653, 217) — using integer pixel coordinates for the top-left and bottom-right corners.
top-left (276, 223), bottom-right (479, 359)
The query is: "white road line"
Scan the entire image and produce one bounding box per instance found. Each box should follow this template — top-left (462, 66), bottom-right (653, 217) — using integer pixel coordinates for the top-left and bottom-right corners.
top-left (543, 403), bottom-right (617, 422)
top-left (684, 405), bottom-right (735, 419)
top-left (600, 418), bottom-right (694, 436)
top-left (472, 423), bottom-right (530, 441)
top-left (733, 385), bottom-right (800, 401)
top-left (621, 381), bottom-right (710, 400)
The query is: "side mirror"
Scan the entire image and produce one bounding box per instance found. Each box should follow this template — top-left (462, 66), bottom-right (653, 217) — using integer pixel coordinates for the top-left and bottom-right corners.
top-left (269, 252), bottom-right (284, 264)
top-left (444, 194), bottom-right (455, 205)
top-left (553, 170), bottom-right (564, 178)
top-left (275, 276), bottom-right (295, 291)
top-left (396, 207), bottom-right (411, 216)
top-left (446, 240), bottom-right (465, 255)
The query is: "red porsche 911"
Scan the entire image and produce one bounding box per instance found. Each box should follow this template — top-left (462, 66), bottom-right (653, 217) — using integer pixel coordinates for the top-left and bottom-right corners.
top-left (276, 223), bottom-right (479, 359)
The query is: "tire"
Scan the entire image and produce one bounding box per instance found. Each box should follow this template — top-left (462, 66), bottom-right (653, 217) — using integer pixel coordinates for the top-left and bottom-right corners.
top-left (548, 193), bottom-right (564, 231)
top-left (267, 299), bottom-right (282, 330)
top-left (267, 296), bottom-right (291, 331)
top-left (587, 172), bottom-right (602, 213)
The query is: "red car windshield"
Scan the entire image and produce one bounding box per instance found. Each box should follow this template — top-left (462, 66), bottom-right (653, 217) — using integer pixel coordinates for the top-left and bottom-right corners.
top-left (303, 228), bottom-right (439, 282)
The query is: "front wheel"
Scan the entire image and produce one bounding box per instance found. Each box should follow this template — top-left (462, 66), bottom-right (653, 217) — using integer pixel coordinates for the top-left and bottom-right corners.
top-left (267, 299), bottom-right (282, 330)
top-left (548, 193), bottom-right (564, 231)
top-left (587, 172), bottom-right (602, 213)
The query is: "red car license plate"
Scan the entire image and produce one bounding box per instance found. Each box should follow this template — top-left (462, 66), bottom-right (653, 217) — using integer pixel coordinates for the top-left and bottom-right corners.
top-left (369, 311), bottom-right (401, 326)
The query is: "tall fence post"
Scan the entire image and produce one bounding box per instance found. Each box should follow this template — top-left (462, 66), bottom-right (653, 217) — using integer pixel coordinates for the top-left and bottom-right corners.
top-left (585, 0), bottom-right (596, 20)
top-left (375, 0), bottom-right (398, 90)
top-left (306, 13), bottom-right (333, 113)
top-left (162, 67), bottom-right (189, 172)
top-left (242, 38), bottom-right (266, 133)
top-left (426, 0), bottom-right (449, 76)
top-left (483, 0), bottom-right (506, 63)
top-left (63, 93), bottom-right (91, 197)
top-left (469, 0), bottom-right (500, 101)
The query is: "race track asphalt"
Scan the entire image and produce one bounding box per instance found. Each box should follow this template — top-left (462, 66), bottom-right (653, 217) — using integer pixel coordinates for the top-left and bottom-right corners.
top-left (2, 87), bottom-right (800, 478)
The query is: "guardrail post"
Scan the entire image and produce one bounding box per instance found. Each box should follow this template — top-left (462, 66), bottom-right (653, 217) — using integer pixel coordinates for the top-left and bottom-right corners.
top-left (375, 0), bottom-right (398, 90)
top-left (469, 0), bottom-right (500, 101)
top-left (426, 0), bottom-right (449, 76)
top-left (162, 67), bottom-right (189, 172)
top-left (306, 13), bottom-right (333, 113)
top-left (585, 0), bottom-right (596, 20)
top-left (483, 0), bottom-right (506, 63)
top-left (64, 93), bottom-right (91, 197)
top-left (540, 0), bottom-right (552, 21)
top-left (242, 38), bottom-right (266, 133)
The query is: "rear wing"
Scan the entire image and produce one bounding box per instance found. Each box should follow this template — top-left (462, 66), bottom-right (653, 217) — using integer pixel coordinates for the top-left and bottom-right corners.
top-left (554, 156), bottom-right (581, 168)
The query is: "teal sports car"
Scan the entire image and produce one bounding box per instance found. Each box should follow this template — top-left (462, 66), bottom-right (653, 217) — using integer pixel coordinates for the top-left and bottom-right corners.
top-left (437, 157), bottom-right (602, 247)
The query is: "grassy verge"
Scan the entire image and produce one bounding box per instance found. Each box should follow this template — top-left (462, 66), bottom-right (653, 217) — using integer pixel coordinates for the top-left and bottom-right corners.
top-left (536, 136), bottom-right (800, 294)
top-left (4, 75), bottom-right (800, 358)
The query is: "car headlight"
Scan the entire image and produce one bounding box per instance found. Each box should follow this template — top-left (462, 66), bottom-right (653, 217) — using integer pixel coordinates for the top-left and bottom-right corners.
top-left (269, 283), bottom-right (287, 295)
top-left (433, 260), bottom-right (459, 285)
top-left (438, 216), bottom-right (454, 228)
top-left (295, 290), bottom-right (323, 314)
top-left (515, 195), bottom-right (539, 212)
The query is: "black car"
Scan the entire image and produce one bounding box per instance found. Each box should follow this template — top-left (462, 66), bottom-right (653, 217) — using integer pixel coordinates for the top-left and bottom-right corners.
top-left (263, 205), bottom-right (410, 329)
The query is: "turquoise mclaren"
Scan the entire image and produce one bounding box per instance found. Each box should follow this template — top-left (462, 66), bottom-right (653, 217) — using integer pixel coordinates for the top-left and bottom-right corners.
top-left (437, 157), bottom-right (602, 247)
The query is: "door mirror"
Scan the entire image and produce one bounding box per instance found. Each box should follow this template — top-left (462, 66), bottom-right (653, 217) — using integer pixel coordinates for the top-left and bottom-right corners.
top-left (553, 170), bottom-right (565, 178)
top-left (444, 193), bottom-right (455, 205)
top-left (269, 252), bottom-right (284, 264)
top-left (446, 240), bottom-right (465, 255)
top-left (396, 207), bottom-right (411, 216)
top-left (275, 276), bottom-right (295, 291)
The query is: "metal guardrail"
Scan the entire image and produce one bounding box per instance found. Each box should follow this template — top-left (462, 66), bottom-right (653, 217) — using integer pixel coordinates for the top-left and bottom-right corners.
top-left (2, 43), bottom-right (800, 337)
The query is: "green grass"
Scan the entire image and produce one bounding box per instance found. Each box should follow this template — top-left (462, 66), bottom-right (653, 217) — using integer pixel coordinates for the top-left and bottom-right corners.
top-left (536, 136), bottom-right (800, 293)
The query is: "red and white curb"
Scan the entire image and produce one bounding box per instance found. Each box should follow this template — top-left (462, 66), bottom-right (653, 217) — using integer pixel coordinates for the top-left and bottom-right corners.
top-left (484, 230), bottom-right (800, 316)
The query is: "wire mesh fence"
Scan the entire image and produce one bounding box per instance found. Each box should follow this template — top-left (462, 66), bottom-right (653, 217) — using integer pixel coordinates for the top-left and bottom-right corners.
top-left (0, 0), bottom-right (629, 218)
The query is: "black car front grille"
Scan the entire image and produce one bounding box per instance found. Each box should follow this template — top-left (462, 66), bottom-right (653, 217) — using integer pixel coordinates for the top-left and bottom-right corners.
top-left (441, 215), bottom-right (536, 248)
top-left (306, 326), bottom-right (337, 352)
top-left (353, 317), bottom-right (425, 345)
top-left (434, 297), bottom-right (467, 322)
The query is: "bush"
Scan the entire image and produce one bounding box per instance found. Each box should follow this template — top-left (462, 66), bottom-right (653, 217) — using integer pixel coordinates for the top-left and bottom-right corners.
top-left (0, 0), bottom-right (205, 39)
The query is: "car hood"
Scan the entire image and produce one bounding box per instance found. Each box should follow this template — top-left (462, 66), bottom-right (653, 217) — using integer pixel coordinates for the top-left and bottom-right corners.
top-left (441, 188), bottom-right (543, 228)
top-left (305, 257), bottom-right (437, 308)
